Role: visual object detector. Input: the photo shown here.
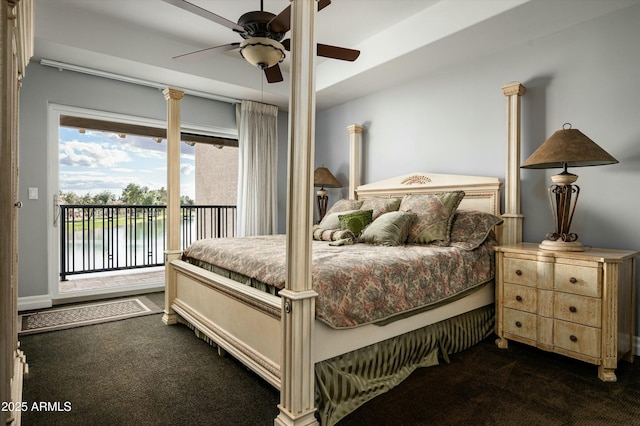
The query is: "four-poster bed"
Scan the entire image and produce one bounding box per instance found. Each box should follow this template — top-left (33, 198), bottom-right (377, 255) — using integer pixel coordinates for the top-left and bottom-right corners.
top-left (161, 76), bottom-right (525, 425)
top-left (162, 4), bottom-right (525, 425)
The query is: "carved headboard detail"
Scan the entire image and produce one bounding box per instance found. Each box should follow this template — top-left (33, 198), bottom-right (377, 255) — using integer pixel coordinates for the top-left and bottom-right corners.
top-left (401, 174), bottom-right (432, 185)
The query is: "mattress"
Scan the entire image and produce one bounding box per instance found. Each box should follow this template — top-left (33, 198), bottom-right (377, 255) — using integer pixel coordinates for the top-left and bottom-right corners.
top-left (183, 235), bottom-right (496, 329)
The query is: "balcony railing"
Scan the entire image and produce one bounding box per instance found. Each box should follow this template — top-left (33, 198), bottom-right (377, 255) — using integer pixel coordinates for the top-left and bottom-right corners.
top-left (59, 204), bottom-right (236, 281)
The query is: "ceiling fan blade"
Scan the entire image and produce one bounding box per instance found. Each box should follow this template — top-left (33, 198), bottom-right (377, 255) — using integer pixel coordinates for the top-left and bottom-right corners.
top-left (173, 43), bottom-right (240, 61)
top-left (268, 0), bottom-right (332, 34)
top-left (318, 0), bottom-right (332, 12)
top-left (282, 40), bottom-right (360, 62)
top-left (268, 6), bottom-right (290, 34)
top-left (317, 43), bottom-right (360, 61)
top-left (264, 64), bottom-right (283, 83)
top-left (162, 0), bottom-right (245, 33)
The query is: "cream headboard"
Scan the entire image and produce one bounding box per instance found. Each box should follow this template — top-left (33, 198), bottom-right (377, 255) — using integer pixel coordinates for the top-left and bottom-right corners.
top-left (356, 172), bottom-right (502, 216)
top-left (356, 172), bottom-right (503, 241)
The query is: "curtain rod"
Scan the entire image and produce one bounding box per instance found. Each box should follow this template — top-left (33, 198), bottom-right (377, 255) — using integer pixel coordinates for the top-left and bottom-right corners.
top-left (39, 58), bottom-right (241, 105)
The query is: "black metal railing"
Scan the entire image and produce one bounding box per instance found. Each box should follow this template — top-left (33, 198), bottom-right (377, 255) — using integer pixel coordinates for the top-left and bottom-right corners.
top-left (59, 204), bottom-right (236, 280)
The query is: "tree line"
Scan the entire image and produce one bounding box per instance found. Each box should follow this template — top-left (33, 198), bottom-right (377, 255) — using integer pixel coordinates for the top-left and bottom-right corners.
top-left (60, 183), bottom-right (195, 206)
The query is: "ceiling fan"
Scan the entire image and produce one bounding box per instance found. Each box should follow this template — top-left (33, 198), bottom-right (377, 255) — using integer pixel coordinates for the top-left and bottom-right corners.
top-left (163, 0), bottom-right (360, 83)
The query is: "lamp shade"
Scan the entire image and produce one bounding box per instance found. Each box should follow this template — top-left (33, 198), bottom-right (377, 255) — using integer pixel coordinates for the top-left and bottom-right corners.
top-left (521, 124), bottom-right (618, 169)
top-left (314, 167), bottom-right (341, 188)
top-left (239, 37), bottom-right (285, 69)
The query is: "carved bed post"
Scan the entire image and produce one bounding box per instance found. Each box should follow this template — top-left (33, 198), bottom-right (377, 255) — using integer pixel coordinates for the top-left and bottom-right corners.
top-left (162, 87), bottom-right (184, 326)
top-left (501, 82), bottom-right (526, 244)
top-left (276, 1), bottom-right (319, 425)
top-left (347, 124), bottom-right (363, 199)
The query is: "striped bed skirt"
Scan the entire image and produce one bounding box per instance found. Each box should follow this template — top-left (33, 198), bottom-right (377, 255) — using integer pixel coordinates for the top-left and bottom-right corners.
top-left (315, 304), bottom-right (495, 425)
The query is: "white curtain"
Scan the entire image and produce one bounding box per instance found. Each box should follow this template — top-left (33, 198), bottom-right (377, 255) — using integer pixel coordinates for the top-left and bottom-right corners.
top-left (236, 100), bottom-right (279, 236)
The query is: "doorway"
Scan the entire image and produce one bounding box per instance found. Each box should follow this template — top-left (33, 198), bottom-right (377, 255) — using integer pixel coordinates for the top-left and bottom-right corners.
top-left (48, 104), bottom-right (238, 301)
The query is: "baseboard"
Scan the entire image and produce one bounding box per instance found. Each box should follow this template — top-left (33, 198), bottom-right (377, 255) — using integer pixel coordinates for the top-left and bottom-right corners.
top-left (18, 282), bottom-right (164, 312)
top-left (18, 294), bottom-right (53, 312)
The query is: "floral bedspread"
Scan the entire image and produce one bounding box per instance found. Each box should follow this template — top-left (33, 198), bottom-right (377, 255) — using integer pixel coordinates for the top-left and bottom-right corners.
top-left (183, 235), bottom-right (495, 329)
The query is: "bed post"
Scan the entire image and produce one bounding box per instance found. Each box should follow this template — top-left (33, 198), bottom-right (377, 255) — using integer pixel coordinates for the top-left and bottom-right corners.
top-left (501, 82), bottom-right (525, 245)
top-left (162, 87), bottom-right (184, 326)
top-left (347, 124), bottom-right (363, 199)
top-left (276, 1), bottom-right (319, 425)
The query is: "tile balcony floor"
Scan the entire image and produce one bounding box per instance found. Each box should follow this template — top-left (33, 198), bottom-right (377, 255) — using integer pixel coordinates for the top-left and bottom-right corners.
top-left (59, 267), bottom-right (165, 293)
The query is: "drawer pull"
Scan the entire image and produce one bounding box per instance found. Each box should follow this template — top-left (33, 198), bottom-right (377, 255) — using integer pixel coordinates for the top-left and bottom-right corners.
top-left (515, 295), bottom-right (522, 302)
top-left (515, 321), bottom-right (522, 328)
top-left (515, 269), bottom-right (522, 276)
top-left (569, 306), bottom-right (577, 313)
top-left (569, 277), bottom-right (578, 284)
top-left (570, 335), bottom-right (578, 342)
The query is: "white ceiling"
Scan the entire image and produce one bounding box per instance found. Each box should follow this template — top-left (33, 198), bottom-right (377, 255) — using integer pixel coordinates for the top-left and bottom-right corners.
top-left (33, 0), bottom-right (640, 110)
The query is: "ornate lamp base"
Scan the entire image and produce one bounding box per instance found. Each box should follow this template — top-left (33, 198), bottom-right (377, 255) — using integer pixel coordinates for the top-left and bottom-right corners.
top-left (316, 188), bottom-right (329, 222)
top-left (539, 239), bottom-right (586, 252)
top-left (540, 170), bottom-right (586, 252)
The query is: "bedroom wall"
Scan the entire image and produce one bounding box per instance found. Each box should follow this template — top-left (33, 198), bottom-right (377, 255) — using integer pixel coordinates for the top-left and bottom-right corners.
top-left (17, 62), bottom-right (289, 301)
top-left (316, 5), bottom-right (640, 338)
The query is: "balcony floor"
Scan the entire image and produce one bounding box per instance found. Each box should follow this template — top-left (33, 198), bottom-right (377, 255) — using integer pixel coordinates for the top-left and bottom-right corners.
top-left (60, 267), bottom-right (165, 293)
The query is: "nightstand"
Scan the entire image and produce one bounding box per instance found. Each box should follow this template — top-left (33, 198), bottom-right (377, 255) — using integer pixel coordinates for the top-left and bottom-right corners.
top-left (494, 243), bottom-right (638, 382)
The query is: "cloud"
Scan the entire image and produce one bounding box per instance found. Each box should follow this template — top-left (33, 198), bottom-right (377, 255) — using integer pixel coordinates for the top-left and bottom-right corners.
top-left (181, 163), bottom-right (195, 175)
top-left (58, 128), bottom-right (196, 198)
top-left (59, 140), bottom-right (132, 168)
top-left (59, 170), bottom-right (142, 192)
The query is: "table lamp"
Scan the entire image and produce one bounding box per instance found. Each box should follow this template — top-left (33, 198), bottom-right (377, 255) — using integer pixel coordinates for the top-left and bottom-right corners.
top-left (313, 166), bottom-right (341, 221)
top-left (521, 123), bottom-right (618, 251)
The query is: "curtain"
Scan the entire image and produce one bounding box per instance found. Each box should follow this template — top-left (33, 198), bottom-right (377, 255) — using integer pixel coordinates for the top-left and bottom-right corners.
top-left (236, 100), bottom-right (279, 236)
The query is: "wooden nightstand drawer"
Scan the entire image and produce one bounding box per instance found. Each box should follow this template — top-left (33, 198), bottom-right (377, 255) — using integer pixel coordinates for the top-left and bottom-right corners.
top-left (554, 320), bottom-right (601, 359)
top-left (503, 283), bottom-right (537, 312)
top-left (554, 263), bottom-right (601, 297)
top-left (504, 258), bottom-right (537, 287)
top-left (495, 243), bottom-right (638, 381)
top-left (503, 308), bottom-right (537, 341)
top-left (553, 292), bottom-right (601, 328)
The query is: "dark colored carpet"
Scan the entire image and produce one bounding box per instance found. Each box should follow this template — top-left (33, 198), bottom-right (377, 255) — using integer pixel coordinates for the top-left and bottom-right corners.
top-left (20, 292), bottom-right (640, 425)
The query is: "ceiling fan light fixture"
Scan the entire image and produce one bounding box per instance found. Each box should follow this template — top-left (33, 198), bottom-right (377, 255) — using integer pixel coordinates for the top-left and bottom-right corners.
top-left (240, 37), bottom-right (285, 69)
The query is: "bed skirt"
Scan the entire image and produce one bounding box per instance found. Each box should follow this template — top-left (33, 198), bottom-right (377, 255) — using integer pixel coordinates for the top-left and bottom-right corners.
top-left (315, 304), bottom-right (495, 425)
top-left (178, 302), bottom-right (494, 425)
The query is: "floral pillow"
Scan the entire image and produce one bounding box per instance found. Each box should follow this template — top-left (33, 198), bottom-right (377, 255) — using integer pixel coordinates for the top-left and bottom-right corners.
top-left (449, 210), bottom-right (503, 250)
top-left (359, 211), bottom-right (416, 246)
top-left (339, 210), bottom-right (373, 237)
top-left (359, 197), bottom-right (402, 221)
top-left (399, 191), bottom-right (465, 246)
top-left (324, 199), bottom-right (364, 217)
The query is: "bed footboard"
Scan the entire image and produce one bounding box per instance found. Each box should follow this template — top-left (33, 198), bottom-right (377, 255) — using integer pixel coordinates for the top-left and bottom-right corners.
top-left (166, 258), bottom-right (282, 389)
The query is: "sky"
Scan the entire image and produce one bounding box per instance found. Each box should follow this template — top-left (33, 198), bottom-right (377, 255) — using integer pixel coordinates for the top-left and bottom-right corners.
top-left (59, 127), bottom-right (195, 199)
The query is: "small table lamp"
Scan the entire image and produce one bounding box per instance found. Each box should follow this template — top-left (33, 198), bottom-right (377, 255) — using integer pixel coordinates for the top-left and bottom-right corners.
top-left (521, 123), bottom-right (618, 251)
top-left (313, 166), bottom-right (341, 221)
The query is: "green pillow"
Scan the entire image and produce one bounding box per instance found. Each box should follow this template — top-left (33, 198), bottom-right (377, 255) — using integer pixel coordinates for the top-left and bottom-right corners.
top-left (338, 210), bottom-right (373, 237)
top-left (317, 209), bottom-right (359, 230)
top-left (359, 211), bottom-right (416, 246)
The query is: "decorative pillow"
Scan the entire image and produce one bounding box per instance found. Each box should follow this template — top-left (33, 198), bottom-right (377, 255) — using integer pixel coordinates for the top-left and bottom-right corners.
top-left (449, 210), bottom-right (504, 250)
top-left (359, 197), bottom-right (402, 221)
top-left (317, 209), bottom-right (359, 230)
top-left (399, 191), bottom-right (465, 245)
top-left (338, 210), bottom-right (373, 237)
top-left (313, 227), bottom-right (356, 242)
top-left (359, 211), bottom-right (416, 246)
top-left (324, 199), bottom-right (364, 217)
